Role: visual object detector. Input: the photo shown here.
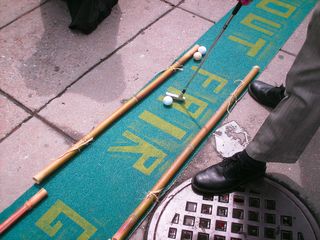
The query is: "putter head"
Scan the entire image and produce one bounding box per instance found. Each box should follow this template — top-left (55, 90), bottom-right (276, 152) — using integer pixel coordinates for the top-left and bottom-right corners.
top-left (165, 92), bottom-right (186, 102)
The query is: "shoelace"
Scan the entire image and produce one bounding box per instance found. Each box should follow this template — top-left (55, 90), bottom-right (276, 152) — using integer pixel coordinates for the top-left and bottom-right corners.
top-left (218, 157), bottom-right (245, 179)
top-left (219, 157), bottom-right (241, 171)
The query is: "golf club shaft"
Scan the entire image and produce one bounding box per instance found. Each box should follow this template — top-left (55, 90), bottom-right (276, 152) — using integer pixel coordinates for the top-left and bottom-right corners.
top-left (181, 1), bottom-right (243, 95)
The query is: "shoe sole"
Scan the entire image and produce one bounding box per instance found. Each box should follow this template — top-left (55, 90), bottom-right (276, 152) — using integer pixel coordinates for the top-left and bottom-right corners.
top-left (191, 172), bottom-right (265, 195)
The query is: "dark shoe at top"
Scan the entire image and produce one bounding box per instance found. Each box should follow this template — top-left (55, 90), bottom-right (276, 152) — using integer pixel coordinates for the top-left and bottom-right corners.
top-left (248, 80), bottom-right (285, 108)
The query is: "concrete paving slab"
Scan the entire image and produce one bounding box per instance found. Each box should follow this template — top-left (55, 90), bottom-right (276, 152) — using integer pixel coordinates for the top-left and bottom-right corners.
top-left (281, 10), bottom-right (313, 55)
top-left (257, 51), bottom-right (296, 87)
top-left (0, 94), bottom-right (30, 140)
top-left (0, 0), bottom-right (170, 111)
top-left (0, 117), bottom-right (72, 212)
top-left (281, 11), bottom-right (313, 55)
top-left (0, 0), bottom-right (43, 28)
top-left (39, 8), bottom-right (212, 140)
top-left (179, 0), bottom-right (236, 22)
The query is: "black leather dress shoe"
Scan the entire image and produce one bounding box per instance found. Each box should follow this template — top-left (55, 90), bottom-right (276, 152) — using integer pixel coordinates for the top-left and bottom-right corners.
top-left (192, 151), bottom-right (266, 194)
top-left (248, 80), bottom-right (285, 108)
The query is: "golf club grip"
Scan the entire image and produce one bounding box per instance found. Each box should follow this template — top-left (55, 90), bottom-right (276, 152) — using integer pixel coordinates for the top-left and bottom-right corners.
top-left (232, 1), bottom-right (243, 15)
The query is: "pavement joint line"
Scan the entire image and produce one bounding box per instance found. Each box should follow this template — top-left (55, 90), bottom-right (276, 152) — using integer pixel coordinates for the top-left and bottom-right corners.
top-left (0, 0), bottom-right (51, 31)
top-left (34, 113), bottom-right (77, 143)
top-left (279, 49), bottom-right (298, 57)
top-left (160, 0), bottom-right (175, 7)
top-left (0, 88), bottom-right (35, 141)
top-left (0, 115), bottom-right (33, 144)
top-left (0, 88), bottom-right (34, 116)
top-left (176, 0), bottom-right (186, 6)
top-left (177, 6), bottom-right (215, 24)
top-left (0, 88), bottom-right (75, 144)
top-left (36, 2), bottom-right (181, 113)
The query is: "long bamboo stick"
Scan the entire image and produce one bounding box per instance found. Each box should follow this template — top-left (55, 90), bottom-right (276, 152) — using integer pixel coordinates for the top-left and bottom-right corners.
top-left (112, 65), bottom-right (260, 240)
top-left (0, 188), bottom-right (47, 234)
top-left (33, 45), bottom-right (200, 184)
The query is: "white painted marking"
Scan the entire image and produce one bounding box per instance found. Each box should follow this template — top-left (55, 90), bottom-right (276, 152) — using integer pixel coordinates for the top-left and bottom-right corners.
top-left (213, 121), bottom-right (250, 157)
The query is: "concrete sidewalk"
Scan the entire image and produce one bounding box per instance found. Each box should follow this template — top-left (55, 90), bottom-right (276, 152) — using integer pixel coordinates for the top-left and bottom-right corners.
top-left (0, 0), bottom-right (319, 239)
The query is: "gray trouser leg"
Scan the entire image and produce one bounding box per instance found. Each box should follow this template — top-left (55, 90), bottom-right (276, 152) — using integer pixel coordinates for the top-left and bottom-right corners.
top-left (246, 2), bottom-right (320, 163)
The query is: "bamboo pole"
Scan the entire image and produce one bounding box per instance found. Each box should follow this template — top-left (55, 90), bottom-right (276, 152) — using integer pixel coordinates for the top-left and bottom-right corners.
top-left (33, 45), bottom-right (200, 184)
top-left (112, 66), bottom-right (260, 240)
top-left (0, 188), bottom-right (47, 234)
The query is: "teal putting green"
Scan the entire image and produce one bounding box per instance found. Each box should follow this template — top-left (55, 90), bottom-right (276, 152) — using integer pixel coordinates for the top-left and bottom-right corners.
top-left (0, 0), bottom-right (317, 239)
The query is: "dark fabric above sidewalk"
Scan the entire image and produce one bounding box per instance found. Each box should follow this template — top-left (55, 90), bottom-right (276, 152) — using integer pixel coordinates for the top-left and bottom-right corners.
top-left (67, 0), bottom-right (118, 34)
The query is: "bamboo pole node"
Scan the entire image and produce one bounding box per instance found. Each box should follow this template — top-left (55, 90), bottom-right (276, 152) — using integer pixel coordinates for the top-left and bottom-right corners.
top-left (167, 66), bottom-right (184, 72)
top-left (59, 137), bottom-right (94, 158)
top-left (132, 95), bottom-right (142, 102)
top-left (0, 188), bottom-right (48, 234)
top-left (146, 188), bottom-right (163, 201)
top-left (187, 143), bottom-right (196, 151)
top-left (226, 92), bottom-right (239, 115)
top-left (226, 79), bottom-right (246, 115)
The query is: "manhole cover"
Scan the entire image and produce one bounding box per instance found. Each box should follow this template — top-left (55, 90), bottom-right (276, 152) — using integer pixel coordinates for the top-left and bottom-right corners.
top-left (147, 178), bottom-right (320, 240)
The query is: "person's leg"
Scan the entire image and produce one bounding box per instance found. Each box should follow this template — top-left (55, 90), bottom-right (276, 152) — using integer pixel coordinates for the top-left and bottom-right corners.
top-left (246, 2), bottom-right (320, 163)
top-left (192, 3), bottom-right (320, 194)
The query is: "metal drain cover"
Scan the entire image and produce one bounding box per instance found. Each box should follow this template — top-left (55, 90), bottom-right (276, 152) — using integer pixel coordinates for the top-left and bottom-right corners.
top-left (147, 178), bottom-right (320, 240)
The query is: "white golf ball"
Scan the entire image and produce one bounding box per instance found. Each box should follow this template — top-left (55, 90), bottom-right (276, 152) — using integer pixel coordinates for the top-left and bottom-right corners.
top-left (193, 51), bottom-right (202, 61)
top-left (198, 46), bottom-right (207, 55)
top-left (163, 96), bottom-right (173, 106)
